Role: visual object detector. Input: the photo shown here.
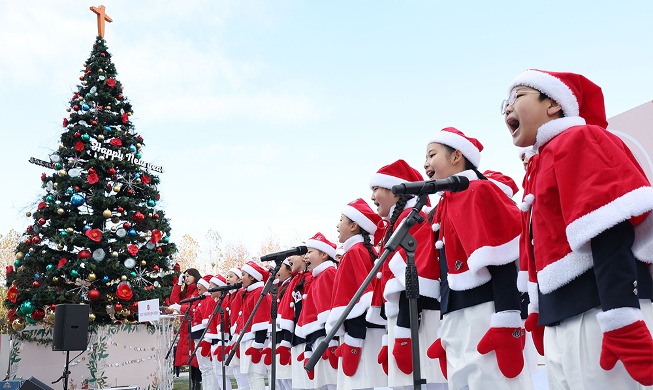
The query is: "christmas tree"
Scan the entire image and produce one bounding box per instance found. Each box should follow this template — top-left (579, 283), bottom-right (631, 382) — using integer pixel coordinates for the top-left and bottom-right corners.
top-left (4, 31), bottom-right (177, 328)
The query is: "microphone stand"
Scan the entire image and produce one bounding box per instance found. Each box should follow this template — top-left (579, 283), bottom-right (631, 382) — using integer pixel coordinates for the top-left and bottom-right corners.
top-left (269, 282), bottom-right (279, 388)
top-left (226, 260), bottom-right (283, 368)
top-left (305, 194), bottom-right (430, 390)
top-left (218, 300), bottom-right (227, 390)
top-left (164, 301), bottom-right (194, 390)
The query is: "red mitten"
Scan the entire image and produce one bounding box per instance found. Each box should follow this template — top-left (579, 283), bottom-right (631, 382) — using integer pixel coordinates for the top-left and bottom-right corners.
top-left (597, 310), bottom-right (653, 386)
top-left (261, 347), bottom-right (272, 366)
top-left (335, 336), bottom-right (363, 377)
top-left (323, 341), bottom-right (339, 369)
top-left (245, 342), bottom-right (265, 364)
top-left (426, 338), bottom-right (447, 379)
top-left (200, 340), bottom-right (212, 357)
top-left (524, 312), bottom-right (544, 356)
top-left (301, 351), bottom-right (314, 380)
top-left (213, 345), bottom-right (225, 362)
top-left (377, 334), bottom-right (389, 375)
top-left (477, 311), bottom-right (526, 378)
top-left (276, 343), bottom-right (292, 365)
top-left (393, 337), bottom-right (413, 375)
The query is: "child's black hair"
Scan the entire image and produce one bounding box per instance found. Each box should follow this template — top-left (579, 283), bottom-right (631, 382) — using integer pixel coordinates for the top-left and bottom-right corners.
top-left (383, 195), bottom-right (410, 246)
top-left (361, 230), bottom-right (378, 264)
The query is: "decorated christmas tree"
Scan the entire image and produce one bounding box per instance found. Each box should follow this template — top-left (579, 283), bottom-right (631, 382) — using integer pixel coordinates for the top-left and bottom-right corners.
top-left (4, 10), bottom-right (177, 328)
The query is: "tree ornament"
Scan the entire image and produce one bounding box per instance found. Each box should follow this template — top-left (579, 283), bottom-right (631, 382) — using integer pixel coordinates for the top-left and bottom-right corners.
top-left (57, 169), bottom-right (67, 177)
top-left (81, 134), bottom-right (91, 141)
top-left (32, 309), bottom-right (45, 321)
top-left (102, 276), bottom-right (109, 283)
top-left (14, 260), bottom-right (22, 267)
top-left (25, 315), bottom-right (37, 325)
top-left (57, 208), bottom-right (65, 215)
top-left (88, 273), bottom-right (97, 281)
top-left (140, 260), bottom-right (147, 266)
top-left (70, 194), bottom-right (85, 206)
top-left (147, 200), bottom-right (156, 207)
top-left (112, 251), bottom-right (119, 258)
top-left (89, 313), bottom-right (96, 322)
top-left (92, 248), bottom-right (106, 261)
top-left (20, 301), bottom-right (35, 315)
top-left (88, 289), bottom-right (100, 301)
top-left (129, 271), bottom-right (137, 278)
top-left (120, 275), bottom-right (127, 281)
top-left (66, 227), bottom-right (74, 233)
top-left (45, 195), bottom-right (55, 203)
top-left (113, 185), bottom-right (121, 192)
top-left (70, 269), bottom-right (79, 278)
top-left (26, 211), bottom-right (32, 217)
top-left (12, 319), bottom-right (26, 331)
top-left (38, 218), bottom-right (46, 225)
top-left (15, 252), bottom-right (24, 260)
top-left (97, 134), bottom-right (105, 141)
top-left (115, 303), bottom-right (123, 311)
top-left (52, 276), bottom-right (59, 283)
top-left (102, 209), bottom-right (112, 218)
top-left (32, 281), bottom-right (40, 288)
top-left (78, 250), bottom-right (92, 259)
top-left (46, 264), bottom-right (54, 271)
top-left (123, 258), bottom-right (136, 269)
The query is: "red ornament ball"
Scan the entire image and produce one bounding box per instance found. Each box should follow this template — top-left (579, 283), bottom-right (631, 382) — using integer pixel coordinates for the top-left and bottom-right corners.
top-left (123, 222), bottom-right (131, 229)
top-left (32, 236), bottom-right (40, 244)
top-left (108, 168), bottom-right (116, 175)
top-left (91, 120), bottom-right (98, 125)
top-left (115, 303), bottom-right (123, 311)
top-left (78, 249), bottom-right (92, 259)
top-left (153, 213), bottom-right (159, 220)
top-left (88, 289), bottom-right (101, 301)
top-left (152, 265), bottom-right (160, 272)
top-left (38, 218), bottom-right (46, 225)
top-left (74, 132), bottom-right (81, 138)
top-left (117, 206), bottom-right (124, 213)
top-left (100, 52), bottom-right (106, 57)
top-left (127, 189), bottom-right (134, 195)
top-left (32, 281), bottom-right (40, 288)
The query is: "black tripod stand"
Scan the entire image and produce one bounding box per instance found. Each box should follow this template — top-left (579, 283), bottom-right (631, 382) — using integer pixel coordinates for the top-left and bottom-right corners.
top-left (165, 300), bottom-right (196, 390)
top-left (306, 194), bottom-right (431, 389)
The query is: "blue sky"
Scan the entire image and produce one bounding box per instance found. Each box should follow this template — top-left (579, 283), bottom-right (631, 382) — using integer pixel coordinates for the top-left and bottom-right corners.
top-left (1, 1), bottom-right (651, 254)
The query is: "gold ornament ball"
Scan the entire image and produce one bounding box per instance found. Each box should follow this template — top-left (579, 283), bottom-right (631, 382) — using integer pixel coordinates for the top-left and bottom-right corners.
top-left (12, 319), bottom-right (26, 331)
top-left (57, 169), bottom-right (67, 177)
top-left (26, 211), bottom-right (32, 217)
top-left (52, 277), bottom-right (59, 282)
top-left (106, 106), bottom-right (111, 110)
top-left (88, 273), bottom-right (97, 281)
top-left (121, 275), bottom-right (127, 281)
top-left (57, 208), bottom-right (65, 215)
top-left (89, 313), bottom-right (96, 322)
top-left (66, 227), bottom-right (74, 233)
top-left (53, 183), bottom-right (59, 188)
top-left (66, 108), bottom-right (71, 112)
top-left (111, 216), bottom-right (120, 224)
top-left (102, 209), bottom-right (112, 218)
top-left (97, 135), bottom-right (105, 141)
top-left (110, 226), bottom-right (117, 232)
top-left (99, 156), bottom-right (105, 161)
top-left (113, 186), bottom-right (121, 192)
top-left (112, 251), bottom-right (119, 258)
top-left (136, 143), bottom-right (142, 148)
top-left (140, 260), bottom-right (147, 266)
top-left (98, 69), bottom-right (104, 73)
top-left (57, 244), bottom-right (64, 250)
top-left (15, 252), bottom-right (24, 260)
top-left (46, 313), bottom-right (56, 322)
top-left (120, 309), bottom-right (131, 317)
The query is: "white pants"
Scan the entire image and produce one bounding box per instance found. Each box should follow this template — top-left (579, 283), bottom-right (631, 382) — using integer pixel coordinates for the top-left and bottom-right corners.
top-left (274, 378), bottom-right (292, 390)
top-left (196, 350), bottom-right (215, 390)
top-left (544, 300), bottom-right (653, 390)
top-left (441, 302), bottom-right (534, 390)
top-left (247, 371), bottom-right (266, 390)
top-left (232, 365), bottom-right (249, 389)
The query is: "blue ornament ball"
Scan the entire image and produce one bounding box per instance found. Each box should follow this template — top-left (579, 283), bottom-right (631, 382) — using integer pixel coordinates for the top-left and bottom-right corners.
top-left (147, 200), bottom-right (156, 207)
top-left (66, 187), bottom-right (74, 195)
top-left (128, 145), bottom-right (137, 152)
top-left (82, 104), bottom-right (90, 111)
top-left (84, 225), bottom-right (92, 231)
top-left (71, 194), bottom-right (85, 206)
top-left (104, 126), bottom-right (111, 131)
top-left (102, 276), bottom-right (110, 283)
top-left (128, 229), bottom-right (137, 237)
top-left (134, 173), bottom-right (141, 178)
top-left (34, 273), bottom-right (40, 280)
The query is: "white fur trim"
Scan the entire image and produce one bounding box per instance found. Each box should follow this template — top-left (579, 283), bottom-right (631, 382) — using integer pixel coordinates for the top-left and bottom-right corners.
top-left (342, 205), bottom-right (377, 235)
top-left (343, 235), bottom-right (364, 252)
top-left (369, 173), bottom-right (407, 190)
top-left (596, 307), bottom-right (643, 333)
top-left (447, 267), bottom-right (492, 291)
top-left (279, 340), bottom-right (292, 348)
top-left (527, 282), bottom-right (539, 312)
top-left (365, 306), bottom-right (386, 326)
top-left (429, 130), bottom-right (481, 168)
top-left (386, 250), bottom-right (441, 299)
top-left (490, 310), bottom-right (523, 328)
top-left (197, 278), bottom-right (210, 289)
top-left (537, 245), bottom-right (593, 294)
top-left (517, 270), bottom-right (528, 293)
top-left (277, 318), bottom-right (295, 333)
top-left (633, 212), bottom-right (653, 263)
top-left (510, 70), bottom-right (580, 118)
top-left (394, 326), bottom-right (411, 339)
top-left (228, 267), bottom-right (242, 278)
top-left (488, 178), bottom-right (515, 198)
top-left (242, 264), bottom-right (262, 282)
top-left (326, 291), bottom-right (373, 334)
top-left (344, 334), bottom-right (364, 348)
top-left (210, 276), bottom-right (226, 287)
top-left (566, 186), bottom-right (653, 252)
top-left (467, 235), bottom-right (520, 272)
top-left (535, 117), bottom-right (585, 150)
top-left (519, 202), bottom-right (531, 212)
top-left (381, 334), bottom-right (388, 346)
top-left (311, 260), bottom-right (336, 277)
top-left (306, 239), bottom-right (337, 259)
top-left (250, 341), bottom-right (265, 349)
top-left (524, 194), bottom-right (535, 204)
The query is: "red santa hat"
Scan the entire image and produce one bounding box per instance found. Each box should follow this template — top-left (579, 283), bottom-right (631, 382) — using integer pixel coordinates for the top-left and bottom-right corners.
top-left (306, 232), bottom-right (337, 259)
top-left (241, 261), bottom-right (270, 283)
top-left (342, 198), bottom-right (383, 235)
top-left (369, 159), bottom-right (424, 190)
top-left (227, 267), bottom-right (242, 279)
top-left (484, 170), bottom-right (519, 198)
top-left (210, 274), bottom-right (227, 287)
top-left (198, 274), bottom-right (212, 290)
top-left (428, 127), bottom-right (483, 168)
top-left (508, 69), bottom-right (608, 128)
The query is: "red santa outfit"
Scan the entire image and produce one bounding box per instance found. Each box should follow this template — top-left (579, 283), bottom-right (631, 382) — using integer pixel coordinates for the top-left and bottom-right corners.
top-left (207, 274), bottom-right (232, 390)
top-left (236, 261), bottom-right (271, 390)
top-left (193, 275), bottom-right (217, 390)
top-left (286, 268), bottom-right (314, 390)
top-left (220, 268), bottom-right (248, 389)
top-left (295, 233), bottom-right (338, 389)
top-left (326, 198), bottom-right (388, 389)
top-left (368, 160), bottom-right (444, 388)
top-left (509, 69), bottom-right (653, 388)
top-left (428, 128), bottom-right (533, 389)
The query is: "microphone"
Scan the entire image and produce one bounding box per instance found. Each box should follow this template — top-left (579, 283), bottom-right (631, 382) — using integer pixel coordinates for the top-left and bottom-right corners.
top-left (207, 282), bottom-right (243, 293)
top-left (180, 295), bottom-right (206, 304)
top-left (391, 175), bottom-right (470, 195)
top-left (260, 246), bottom-right (308, 262)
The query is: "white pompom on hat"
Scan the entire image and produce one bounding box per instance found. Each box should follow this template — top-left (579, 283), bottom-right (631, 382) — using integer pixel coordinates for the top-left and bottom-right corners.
top-left (508, 69), bottom-right (608, 128)
top-left (428, 127), bottom-right (484, 168)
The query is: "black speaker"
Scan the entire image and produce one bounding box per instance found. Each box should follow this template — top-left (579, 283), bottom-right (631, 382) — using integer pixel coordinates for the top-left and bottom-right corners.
top-left (52, 304), bottom-right (89, 351)
top-left (19, 377), bottom-right (53, 390)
